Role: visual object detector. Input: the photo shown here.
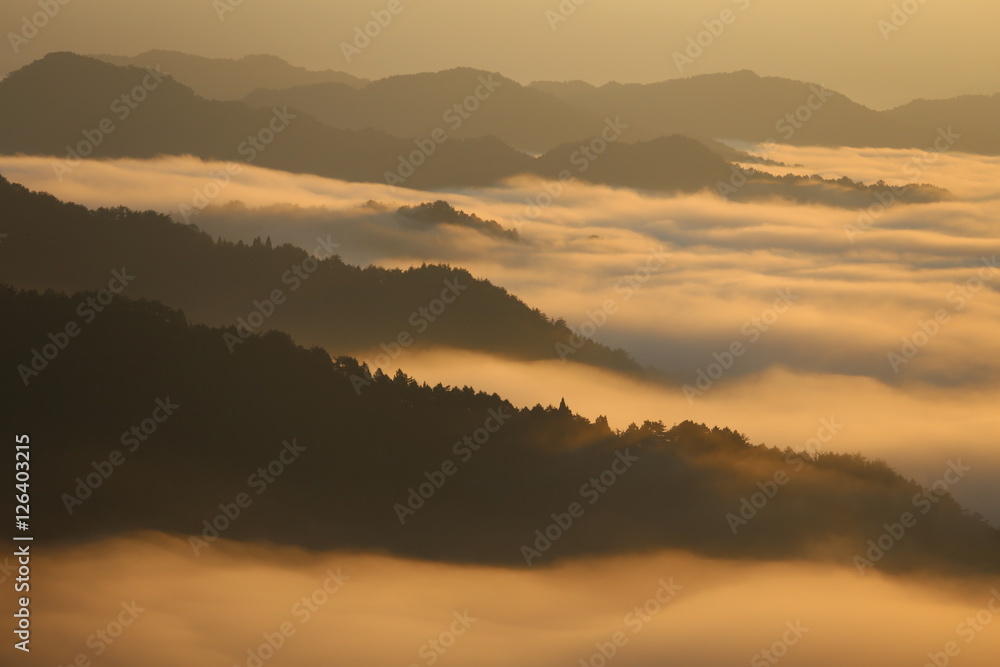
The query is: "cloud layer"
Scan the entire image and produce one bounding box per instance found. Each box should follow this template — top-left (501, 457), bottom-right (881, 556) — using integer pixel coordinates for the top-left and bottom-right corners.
top-left (2, 146), bottom-right (998, 522)
top-left (21, 533), bottom-right (1000, 667)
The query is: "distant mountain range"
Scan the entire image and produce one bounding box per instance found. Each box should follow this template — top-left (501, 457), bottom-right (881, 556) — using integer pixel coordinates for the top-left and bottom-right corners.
top-left (884, 93), bottom-right (1000, 155)
top-left (530, 71), bottom-right (929, 150)
top-left (0, 53), bottom-right (951, 206)
top-left (244, 67), bottom-right (602, 155)
top-left (0, 53), bottom-right (532, 190)
top-left (95, 50), bottom-right (369, 101)
top-left (94, 51), bottom-right (1000, 155)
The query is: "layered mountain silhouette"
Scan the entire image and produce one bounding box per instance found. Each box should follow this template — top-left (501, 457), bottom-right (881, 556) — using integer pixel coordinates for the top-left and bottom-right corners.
top-left (531, 71), bottom-right (932, 149)
top-left (885, 93), bottom-right (1000, 155)
top-left (95, 50), bottom-right (368, 101)
top-left (73, 52), bottom-right (1000, 156)
top-left (0, 53), bottom-right (956, 202)
top-left (3, 285), bottom-right (997, 574)
top-left (0, 53), bottom-right (531, 189)
top-left (243, 67), bottom-right (604, 154)
top-left (532, 72), bottom-right (1000, 155)
top-left (0, 174), bottom-right (639, 374)
top-left (248, 67), bottom-right (931, 152)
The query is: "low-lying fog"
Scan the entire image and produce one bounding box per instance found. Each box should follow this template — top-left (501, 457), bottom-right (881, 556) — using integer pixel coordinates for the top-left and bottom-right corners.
top-left (2, 144), bottom-right (997, 521)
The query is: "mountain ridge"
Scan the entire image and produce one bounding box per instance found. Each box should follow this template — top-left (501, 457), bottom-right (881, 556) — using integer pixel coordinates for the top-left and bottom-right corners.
top-left (0, 53), bottom-right (960, 206)
top-left (3, 284), bottom-right (996, 574)
top-left (93, 49), bottom-right (369, 101)
top-left (0, 173), bottom-right (643, 376)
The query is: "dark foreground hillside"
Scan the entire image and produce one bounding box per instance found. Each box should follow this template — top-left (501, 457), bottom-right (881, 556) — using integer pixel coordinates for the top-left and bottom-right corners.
top-left (2, 287), bottom-right (996, 575)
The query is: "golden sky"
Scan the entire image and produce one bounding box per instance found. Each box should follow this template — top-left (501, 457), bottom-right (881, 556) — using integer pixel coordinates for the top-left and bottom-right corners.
top-left (2, 0), bottom-right (998, 108)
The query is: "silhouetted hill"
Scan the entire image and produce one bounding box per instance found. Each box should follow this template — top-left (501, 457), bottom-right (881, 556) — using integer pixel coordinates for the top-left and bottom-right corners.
top-left (94, 50), bottom-right (368, 101)
top-left (535, 135), bottom-right (733, 192)
top-left (532, 136), bottom-right (949, 206)
top-left (0, 174), bottom-right (638, 374)
top-left (530, 79), bottom-right (600, 101)
top-left (397, 200), bottom-right (521, 242)
top-left (885, 94), bottom-right (1000, 155)
top-left (532, 71), bottom-right (933, 150)
top-left (243, 67), bottom-right (603, 153)
top-left (3, 286), bottom-right (997, 574)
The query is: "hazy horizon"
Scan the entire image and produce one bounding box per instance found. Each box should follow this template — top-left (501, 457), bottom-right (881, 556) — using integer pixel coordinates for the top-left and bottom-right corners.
top-left (2, 0), bottom-right (1000, 108)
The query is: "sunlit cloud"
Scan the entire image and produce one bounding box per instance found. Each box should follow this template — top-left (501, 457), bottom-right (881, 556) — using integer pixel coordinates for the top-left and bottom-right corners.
top-left (3, 147), bottom-right (999, 522)
top-left (28, 533), bottom-right (1000, 667)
